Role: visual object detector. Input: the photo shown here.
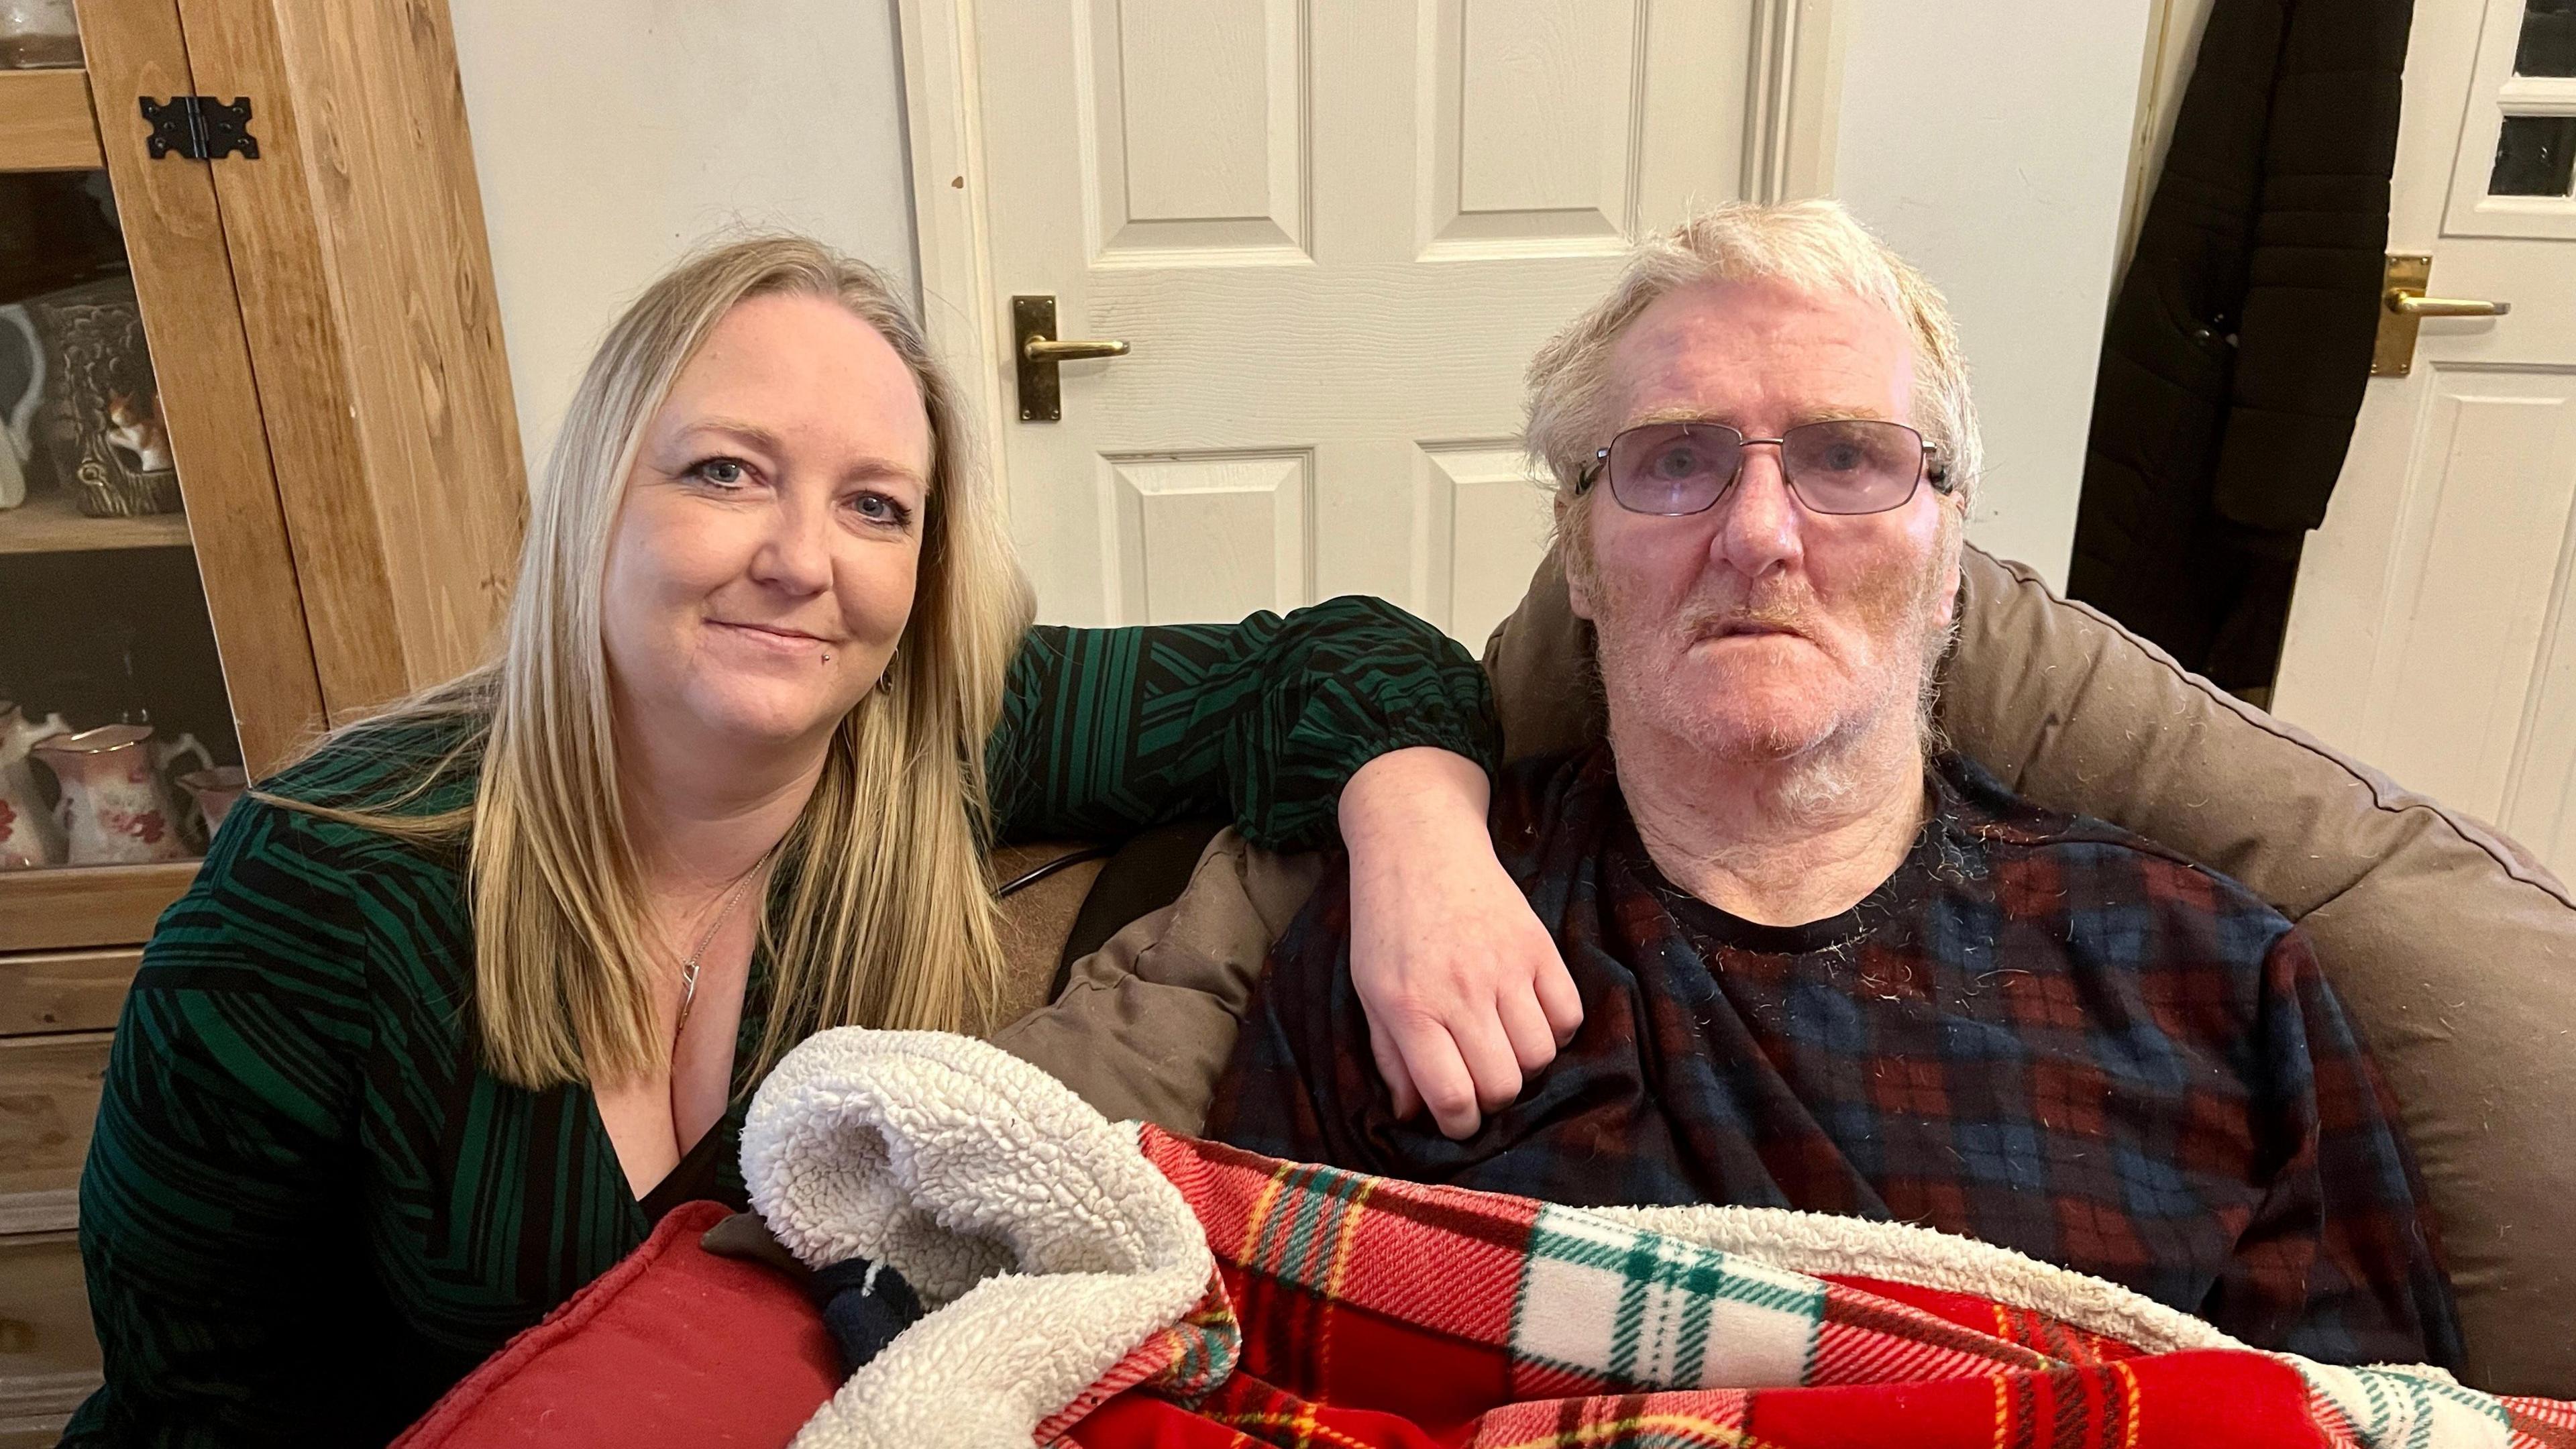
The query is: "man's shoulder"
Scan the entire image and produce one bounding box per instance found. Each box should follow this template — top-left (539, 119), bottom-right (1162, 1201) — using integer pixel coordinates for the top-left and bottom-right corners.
top-left (1931, 752), bottom-right (2294, 936)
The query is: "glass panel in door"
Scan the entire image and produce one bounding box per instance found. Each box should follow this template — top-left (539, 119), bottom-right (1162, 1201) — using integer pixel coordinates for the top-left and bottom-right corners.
top-left (1, 147), bottom-right (249, 871)
top-left (2516, 0), bottom-right (2576, 76)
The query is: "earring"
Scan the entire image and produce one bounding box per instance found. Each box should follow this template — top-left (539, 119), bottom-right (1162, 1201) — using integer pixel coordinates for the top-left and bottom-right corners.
top-left (877, 647), bottom-right (897, 695)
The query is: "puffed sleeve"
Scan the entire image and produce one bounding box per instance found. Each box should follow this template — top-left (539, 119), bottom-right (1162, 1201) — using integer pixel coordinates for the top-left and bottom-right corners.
top-left (983, 595), bottom-right (1501, 851)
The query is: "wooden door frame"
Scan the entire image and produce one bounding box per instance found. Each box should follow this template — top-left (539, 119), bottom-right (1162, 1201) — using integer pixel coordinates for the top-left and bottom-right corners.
top-left (894, 0), bottom-right (1845, 503)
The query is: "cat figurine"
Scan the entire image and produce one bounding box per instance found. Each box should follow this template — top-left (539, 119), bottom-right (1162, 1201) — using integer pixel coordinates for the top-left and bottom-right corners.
top-left (105, 387), bottom-right (174, 474)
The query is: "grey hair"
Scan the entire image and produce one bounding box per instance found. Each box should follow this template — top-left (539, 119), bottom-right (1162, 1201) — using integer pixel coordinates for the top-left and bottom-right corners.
top-left (1525, 199), bottom-right (1982, 560)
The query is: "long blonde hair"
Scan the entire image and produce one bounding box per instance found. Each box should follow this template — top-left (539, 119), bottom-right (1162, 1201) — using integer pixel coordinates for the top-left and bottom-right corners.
top-left (268, 235), bottom-right (1032, 1089)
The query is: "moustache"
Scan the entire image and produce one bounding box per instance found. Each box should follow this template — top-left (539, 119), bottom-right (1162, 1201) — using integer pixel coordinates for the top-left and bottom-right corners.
top-left (1677, 588), bottom-right (1815, 640)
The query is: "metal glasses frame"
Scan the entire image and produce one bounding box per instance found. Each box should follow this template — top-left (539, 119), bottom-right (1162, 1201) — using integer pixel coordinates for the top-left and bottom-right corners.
top-left (1574, 419), bottom-right (1953, 517)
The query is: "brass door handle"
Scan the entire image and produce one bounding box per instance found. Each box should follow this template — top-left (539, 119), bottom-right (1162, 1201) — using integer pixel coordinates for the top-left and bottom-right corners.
top-left (2387, 293), bottom-right (2512, 318)
top-left (2371, 254), bottom-right (2510, 378)
top-left (1023, 337), bottom-right (1130, 362)
top-left (1012, 295), bottom-right (1128, 422)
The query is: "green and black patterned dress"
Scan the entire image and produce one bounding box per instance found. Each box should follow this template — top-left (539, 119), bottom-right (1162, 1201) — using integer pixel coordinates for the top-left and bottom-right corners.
top-left (70, 598), bottom-right (1497, 1448)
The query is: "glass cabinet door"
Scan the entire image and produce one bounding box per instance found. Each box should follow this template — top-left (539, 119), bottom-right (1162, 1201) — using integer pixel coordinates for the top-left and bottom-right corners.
top-left (1, 123), bottom-right (248, 879)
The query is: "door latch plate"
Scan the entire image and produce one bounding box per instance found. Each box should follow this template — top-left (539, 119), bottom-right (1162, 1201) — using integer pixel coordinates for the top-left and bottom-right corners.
top-left (1014, 295), bottom-right (1063, 423)
top-left (2372, 253), bottom-right (2431, 378)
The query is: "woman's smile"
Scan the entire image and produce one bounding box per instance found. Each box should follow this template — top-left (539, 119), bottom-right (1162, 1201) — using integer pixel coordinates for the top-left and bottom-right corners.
top-left (706, 618), bottom-right (839, 653)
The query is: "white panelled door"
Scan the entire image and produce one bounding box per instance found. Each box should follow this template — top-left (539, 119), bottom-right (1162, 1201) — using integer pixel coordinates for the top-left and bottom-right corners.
top-left (2272, 0), bottom-right (2576, 879)
top-left (910, 0), bottom-right (1771, 645)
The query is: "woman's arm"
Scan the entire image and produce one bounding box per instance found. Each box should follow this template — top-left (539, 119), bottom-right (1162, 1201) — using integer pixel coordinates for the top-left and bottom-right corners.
top-left (67, 804), bottom-right (372, 1448)
top-left (985, 596), bottom-right (1578, 1138)
top-left (1338, 749), bottom-right (1580, 1139)
top-left (985, 594), bottom-right (1501, 849)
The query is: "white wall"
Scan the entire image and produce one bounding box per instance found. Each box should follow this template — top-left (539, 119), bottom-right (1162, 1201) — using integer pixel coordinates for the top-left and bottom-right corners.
top-left (1830, 0), bottom-right (2159, 588)
top-left (448, 0), bottom-right (920, 474)
top-left (450, 1), bottom-right (2157, 593)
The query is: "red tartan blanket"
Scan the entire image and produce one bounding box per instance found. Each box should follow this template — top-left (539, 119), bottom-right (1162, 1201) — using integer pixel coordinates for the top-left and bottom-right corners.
top-left (739, 1030), bottom-right (2575, 1449)
top-left (1075, 1130), bottom-right (2576, 1449)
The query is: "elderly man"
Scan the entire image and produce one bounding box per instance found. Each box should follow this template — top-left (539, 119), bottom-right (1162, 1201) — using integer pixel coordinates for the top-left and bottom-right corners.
top-left (1203, 200), bottom-right (2462, 1368)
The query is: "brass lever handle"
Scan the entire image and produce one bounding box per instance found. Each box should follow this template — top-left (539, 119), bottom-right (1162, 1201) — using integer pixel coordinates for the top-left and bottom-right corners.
top-left (1012, 295), bottom-right (1130, 421)
top-left (2387, 292), bottom-right (2512, 318)
top-left (2373, 256), bottom-right (2509, 376)
top-left (1023, 337), bottom-right (1130, 363)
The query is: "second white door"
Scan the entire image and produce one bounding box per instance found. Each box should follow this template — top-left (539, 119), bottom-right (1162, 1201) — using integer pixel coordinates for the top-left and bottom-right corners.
top-left (2271, 0), bottom-right (2576, 879)
top-left (916, 0), bottom-right (1772, 643)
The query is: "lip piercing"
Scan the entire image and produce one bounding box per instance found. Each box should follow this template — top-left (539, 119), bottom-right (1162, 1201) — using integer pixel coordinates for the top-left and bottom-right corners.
top-left (821, 651), bottom-right (834, 663)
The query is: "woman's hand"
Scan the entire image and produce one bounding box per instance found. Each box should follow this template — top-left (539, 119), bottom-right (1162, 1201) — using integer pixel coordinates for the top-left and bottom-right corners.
top-left (1339, 747), bottom-right (1582, 1139)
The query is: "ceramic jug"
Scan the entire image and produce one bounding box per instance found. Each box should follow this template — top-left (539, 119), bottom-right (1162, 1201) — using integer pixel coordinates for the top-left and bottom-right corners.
top-left (0, 304), bottom-right (41, 511)
top-left (32, 724), bottom-right (213, 865)
top-left (0, 700), bottom-right (68, 869)
top-left (176, 764), bottom-right (250, 843)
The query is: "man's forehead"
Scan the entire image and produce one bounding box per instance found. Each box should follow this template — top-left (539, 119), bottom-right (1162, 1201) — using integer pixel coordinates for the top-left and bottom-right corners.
top-left (1620, 274), bottom-right (1900, 337)
top-left (1606, 278), bottom-right (1915, 423)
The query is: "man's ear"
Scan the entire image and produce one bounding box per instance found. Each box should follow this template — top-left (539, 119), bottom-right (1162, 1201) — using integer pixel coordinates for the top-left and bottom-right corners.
top-left (1557, 494), bottom-right (1598, 623)
top-left (1931, 521), bottom-right (1964, 635)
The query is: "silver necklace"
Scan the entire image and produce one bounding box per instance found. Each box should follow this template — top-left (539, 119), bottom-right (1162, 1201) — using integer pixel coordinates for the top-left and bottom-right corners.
top-left (673, 867), bottom-right (763, 1042)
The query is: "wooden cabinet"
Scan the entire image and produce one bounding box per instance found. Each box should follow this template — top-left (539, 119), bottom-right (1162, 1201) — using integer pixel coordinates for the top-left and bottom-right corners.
top-left (0, 1), bottom-right (523, 1437)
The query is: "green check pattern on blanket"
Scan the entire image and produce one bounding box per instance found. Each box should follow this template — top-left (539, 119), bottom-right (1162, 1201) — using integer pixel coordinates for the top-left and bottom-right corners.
top-left (740, 1030), bottom-right (2576, 1449)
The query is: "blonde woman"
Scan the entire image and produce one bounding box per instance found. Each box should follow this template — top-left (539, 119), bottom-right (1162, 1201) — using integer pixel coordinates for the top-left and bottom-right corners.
top-left (70, 238), bottom-right (1576, 1446)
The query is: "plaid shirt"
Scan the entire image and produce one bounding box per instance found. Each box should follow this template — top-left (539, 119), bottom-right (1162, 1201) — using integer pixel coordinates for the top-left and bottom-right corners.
top-left (1205, 746), bottom-right (2464, 1370)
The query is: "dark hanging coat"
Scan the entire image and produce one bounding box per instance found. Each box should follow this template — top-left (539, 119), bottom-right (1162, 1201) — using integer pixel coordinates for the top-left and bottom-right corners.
top-left (2068, 0), bottom-right (2414, 690)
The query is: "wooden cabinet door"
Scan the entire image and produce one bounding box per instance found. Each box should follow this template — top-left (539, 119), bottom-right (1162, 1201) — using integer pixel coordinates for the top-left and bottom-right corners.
top-left (1, 0), bottom-right (312, 953)
top-left (150, 0), bottom-right (527, 724)
top-left (0, 0), bottom-right (527, 955)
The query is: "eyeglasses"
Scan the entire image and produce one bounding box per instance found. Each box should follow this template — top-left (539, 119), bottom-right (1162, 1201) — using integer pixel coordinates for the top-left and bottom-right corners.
top-left (1576, 419), bottom-right (1951, 517)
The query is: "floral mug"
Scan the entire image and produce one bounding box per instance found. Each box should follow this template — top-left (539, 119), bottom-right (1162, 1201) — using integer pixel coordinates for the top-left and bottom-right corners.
top-left (31, 724), bottom-right (213, 865)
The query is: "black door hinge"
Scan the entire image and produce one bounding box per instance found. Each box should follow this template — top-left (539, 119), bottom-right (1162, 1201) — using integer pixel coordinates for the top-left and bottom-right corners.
top-left (140, 96), bottom-right (260, 161)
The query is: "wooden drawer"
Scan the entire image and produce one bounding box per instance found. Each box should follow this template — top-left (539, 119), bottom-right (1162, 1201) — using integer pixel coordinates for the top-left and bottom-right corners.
top-left (0, 1230), bottom-right (101, 1445)
top-left (0, 1034), bottom-right (111, 1199)
top-left (0, 1018), bottom-right (114, 1446)
top-left (0, 951), bottom-right (141, 1038)
top-left (0, 864), bottom-right (192, 954)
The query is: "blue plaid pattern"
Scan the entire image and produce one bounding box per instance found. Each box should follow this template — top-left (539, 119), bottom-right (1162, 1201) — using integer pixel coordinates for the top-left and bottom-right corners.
top-left (1207, 747), bottom-right (2464, 1371)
